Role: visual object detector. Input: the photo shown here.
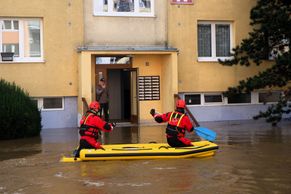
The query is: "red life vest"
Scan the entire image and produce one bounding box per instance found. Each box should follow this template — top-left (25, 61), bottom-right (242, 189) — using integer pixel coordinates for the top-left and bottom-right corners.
top-left (166, 111), bottom-right (185, 136)
top-left (79, 112), bottom-right (100, 138)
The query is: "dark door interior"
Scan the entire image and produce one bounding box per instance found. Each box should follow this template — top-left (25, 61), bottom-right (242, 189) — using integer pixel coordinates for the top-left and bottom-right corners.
top-left (108, 69), bottom-right (131, 122)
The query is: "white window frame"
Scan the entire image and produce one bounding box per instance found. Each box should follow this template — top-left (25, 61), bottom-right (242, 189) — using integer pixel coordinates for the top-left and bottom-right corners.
top-left (2, 20), bottom-right (19, 31)
top-left (93, 0), bottom-right (155, 17)
top-left (184, 93), bottom-right (225, 106)
top-left (197, 21), bottom-right (233, 62)
top-left (32, 97), bottom-right (64, 111)
top-left (0, 18), bottom-right (44, 63)
top-left (203, 93), bottom-right (224, 105)
top-left (183, 91), bottom-right (286, 106)
top-left (184, 93), bottom-right (202, 106)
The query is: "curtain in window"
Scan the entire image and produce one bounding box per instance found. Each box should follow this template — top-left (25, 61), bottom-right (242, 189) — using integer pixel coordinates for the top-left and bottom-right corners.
top-left (198, 24), bottom-right (211, 57)
top-left (116, 0), bottom-right (134, 12)
top-left (216, 24), bottom-right (230, 57)
top-left (23, 20), bottom-right (41, 57)
top-left (95, 0), bottom-right (108, 12)
top-left (139, 0), bottom-right (151, 13)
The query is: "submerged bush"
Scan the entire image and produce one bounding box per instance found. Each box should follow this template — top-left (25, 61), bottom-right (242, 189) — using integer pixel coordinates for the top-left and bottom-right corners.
top-left (0, 79), bottom-right (42, 139)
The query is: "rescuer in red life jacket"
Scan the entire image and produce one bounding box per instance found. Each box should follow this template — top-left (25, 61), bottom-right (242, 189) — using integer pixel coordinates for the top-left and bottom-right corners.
top-left (150, 99), bottom-right (195, 147)
top-left (74, 101), bottom-right (115, 157)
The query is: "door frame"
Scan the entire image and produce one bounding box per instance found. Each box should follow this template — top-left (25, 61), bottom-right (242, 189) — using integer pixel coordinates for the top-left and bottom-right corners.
top-left (127, 68), bottom-right (139, 124)
top-left (103, 67), bottom-right (139, 124)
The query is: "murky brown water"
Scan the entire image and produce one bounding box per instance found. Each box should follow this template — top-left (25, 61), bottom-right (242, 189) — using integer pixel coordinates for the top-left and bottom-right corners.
top-left (0, 120), bottom-right (291, 194)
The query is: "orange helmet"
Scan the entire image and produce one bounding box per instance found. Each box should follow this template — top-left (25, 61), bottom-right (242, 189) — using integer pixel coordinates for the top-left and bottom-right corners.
top-left (89, 101), bottom-right (100, 111)
top-left (176, 99), bottom-right (185, 109)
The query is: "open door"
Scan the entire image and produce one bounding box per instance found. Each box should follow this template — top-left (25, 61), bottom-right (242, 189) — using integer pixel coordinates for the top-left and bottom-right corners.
top-left (107, 68), bottom-right (138, 124)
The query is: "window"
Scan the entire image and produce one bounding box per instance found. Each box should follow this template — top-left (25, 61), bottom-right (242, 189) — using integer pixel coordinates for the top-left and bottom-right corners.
top-left (204, 94), bottom-right (223, 104)
top-left (0, 18), bottom-right (43, 62)
top-left (32, 97), bottom-right (64, 110)
top-left (96, 56), bottom-right (131, 64)
top-left (171, 0), bottom-right (193, 5)
top-left (227, 93), bottom-right (251, 104)
top-left (93, 0), bottom-right (154, 17)
top-left (198, 21), bottom-right (232, 61)
top-left (185, 94), bottom-right (201, 105)
top-left (259, 91), bottom-right (281, 103)
top-left (43, 97), bottom-right (63, 109)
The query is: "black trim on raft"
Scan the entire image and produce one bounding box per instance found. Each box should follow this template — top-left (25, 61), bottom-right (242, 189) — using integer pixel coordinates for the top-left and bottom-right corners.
top-left (84, 146), bottom-right (219, 158)
top-left (112, 147), bottom-right (153, 151)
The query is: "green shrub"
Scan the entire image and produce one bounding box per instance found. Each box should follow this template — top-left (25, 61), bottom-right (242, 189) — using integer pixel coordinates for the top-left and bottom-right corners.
top-left (0, 79), bottom-right (42, 139)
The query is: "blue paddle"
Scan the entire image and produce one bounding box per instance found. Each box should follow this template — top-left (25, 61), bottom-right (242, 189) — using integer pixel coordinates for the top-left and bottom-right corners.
top-left (194, 126), bottom-right (217, 142)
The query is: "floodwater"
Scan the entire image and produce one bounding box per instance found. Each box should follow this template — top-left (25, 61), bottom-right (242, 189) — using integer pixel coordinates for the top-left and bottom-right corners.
top-left (0, 120), bottom-right (291, 194)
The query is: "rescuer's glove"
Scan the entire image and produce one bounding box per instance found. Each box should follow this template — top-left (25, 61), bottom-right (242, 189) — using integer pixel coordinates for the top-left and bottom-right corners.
top-left (110, 122), bottom-right (116, 127)
top-left (150, 109), bottom-right (155, 116)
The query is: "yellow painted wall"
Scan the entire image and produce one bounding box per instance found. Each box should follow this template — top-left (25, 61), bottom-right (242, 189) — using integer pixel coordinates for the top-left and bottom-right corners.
top-left (132, 53), bottom-right (178, 122)
top-left (161, 53), bottom-right (178, 111)
top-left (83, 0), bottom-right (167, 46)
top-left (0, 0), bottom-right (83, 97)
top-left (133, 55), bottom-right (163, 121)
top-left (168, 0), bottom-right (268, 92)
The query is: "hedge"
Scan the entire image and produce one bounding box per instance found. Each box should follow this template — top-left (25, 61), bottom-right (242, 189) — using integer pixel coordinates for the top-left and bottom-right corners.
top-left (0, 79), bottom-right (42, 139)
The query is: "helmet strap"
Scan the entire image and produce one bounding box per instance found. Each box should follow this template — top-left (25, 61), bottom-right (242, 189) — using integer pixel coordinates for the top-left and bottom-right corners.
top-left (89, 109), bottom-right (98, 115)
top-left (176, 108), bottom-right (185, 113)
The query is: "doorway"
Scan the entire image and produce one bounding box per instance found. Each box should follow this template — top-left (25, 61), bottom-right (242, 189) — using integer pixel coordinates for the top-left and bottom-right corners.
top-left (107, 68), bottom-right (138, 123)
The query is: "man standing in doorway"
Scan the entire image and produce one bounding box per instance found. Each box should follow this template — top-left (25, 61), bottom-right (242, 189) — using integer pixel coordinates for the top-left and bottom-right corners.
top-left (96, 78), bottom-right (109, 122)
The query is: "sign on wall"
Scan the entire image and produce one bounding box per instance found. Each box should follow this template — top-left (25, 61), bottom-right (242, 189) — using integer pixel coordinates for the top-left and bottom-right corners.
top-left (138, 76), bottom-right (160, 101)
top-left (171, 0), bottom-right (193, 5)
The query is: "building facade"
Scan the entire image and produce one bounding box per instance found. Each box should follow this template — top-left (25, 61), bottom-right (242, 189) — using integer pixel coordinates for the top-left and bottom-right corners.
top-left (78, 0), bottom-right (178, 125)
top-left (0, 0), bottom-right (279, 128)
top-left (0, 0), bottom-right (83, 128)
top-left (168, 0), bottom-right (280, 122)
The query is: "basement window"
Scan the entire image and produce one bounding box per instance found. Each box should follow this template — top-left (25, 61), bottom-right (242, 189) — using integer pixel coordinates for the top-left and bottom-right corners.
top-left (185, 94), bottom-right (201, 105)
top-left (204, 94), bottom-right (223, 104)
top-left (259, 91), bottom-right (281, 103)
top-left (227, 93), bottom-right (251, 104)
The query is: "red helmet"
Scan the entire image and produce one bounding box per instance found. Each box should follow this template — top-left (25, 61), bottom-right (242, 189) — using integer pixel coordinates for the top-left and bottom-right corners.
top-left (89, 101), bottom-right (100, 111)
top-left (176, 99), bottom-right (185, 109)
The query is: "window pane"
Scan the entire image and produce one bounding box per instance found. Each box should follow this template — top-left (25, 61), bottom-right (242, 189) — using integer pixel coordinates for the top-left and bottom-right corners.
top-left (259, 91), bottom-right (281, 103)
top-left (24, 20), bottom-right (41, 57)
top-left (216, 24), bottom-right (230, 57)
top-left (205, 94), bottom-right (223, 103)
top-left (1, 19), bottom-right (20, 57)
top-left (95, 0), bottom-right (108, 12)
top-left (3, 20), bottom-right (12, 29)
top-left (228, 93), bottom-right (251, 104)
top-left (139, 0), bottom-right (151, 13)
top-left (185, 94), bottom-right (201, 105)
top-left (96, 56), bottom-right (131, 64)
top-left (43, 98), bottom-right (63, 109)
top-left (13, 20), bottom-right (19, 30)
top-left (114, 0), bottom-right (134, 12)
top-left (2, 44), bottom-right (19, 56)
top-left (198, 24), bottom-right (211, 57)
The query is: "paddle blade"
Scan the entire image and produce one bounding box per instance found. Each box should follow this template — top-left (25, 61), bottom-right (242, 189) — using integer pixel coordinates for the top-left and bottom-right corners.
top-left (195, 126), bottom-right (217, 142)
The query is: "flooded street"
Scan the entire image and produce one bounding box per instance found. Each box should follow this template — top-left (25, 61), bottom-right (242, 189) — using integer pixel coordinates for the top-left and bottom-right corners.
top-left (0, 120), bottom-right (291, 194)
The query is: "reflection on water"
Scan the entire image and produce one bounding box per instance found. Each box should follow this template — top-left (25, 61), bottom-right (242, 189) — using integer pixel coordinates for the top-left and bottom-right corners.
top-left (0, 136), bottom-right (41, 161)
top-left (0, 120), bottom-right (291, 193)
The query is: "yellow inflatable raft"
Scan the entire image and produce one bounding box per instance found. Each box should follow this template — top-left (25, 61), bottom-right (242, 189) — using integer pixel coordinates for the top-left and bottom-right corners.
top-left (60, 141), bottom-right (218, 162)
